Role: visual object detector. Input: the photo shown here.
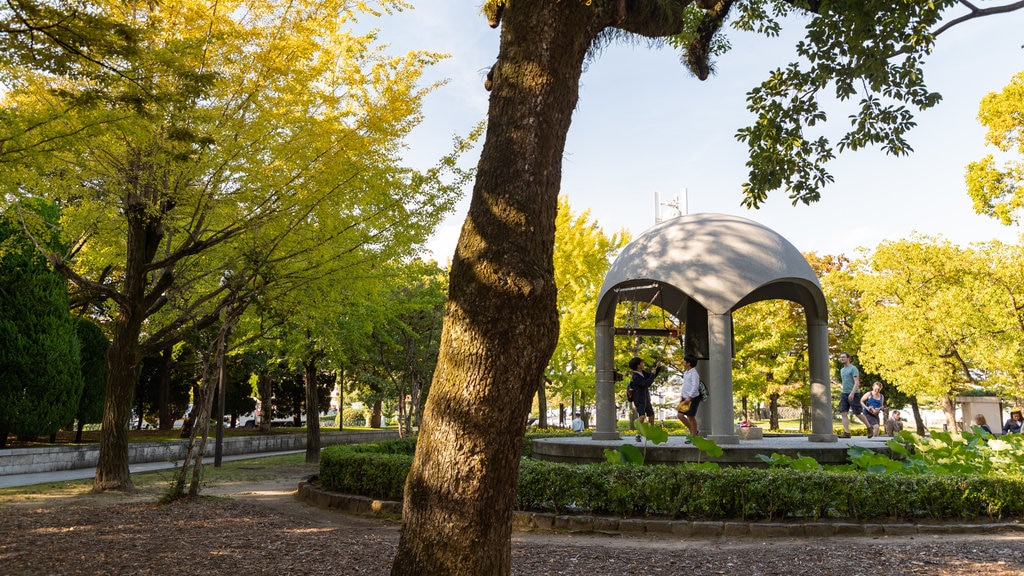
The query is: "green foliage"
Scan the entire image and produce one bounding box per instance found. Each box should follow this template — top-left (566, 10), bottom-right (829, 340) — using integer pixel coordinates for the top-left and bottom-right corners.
top-left (547, 197), bottom-right (629, 408)
top-left (858, 430), bottom-right (1024, 477)
top-left (735, 1), bottom-right (950, 207)
top-left (756, 453), bottom-right (824, 471)
top-left (319, 435), bottom-right (1024, 521)
top-left (965, 71), bottom-right (1024, 225)
top-left (342, 408), bottom-right (367, 427)
top-left (0, 201), bottom-right (83, 438)
top-left (73, 317), bottom-right (109, 427)
top-left (604, 443), bottom-right (644, 466)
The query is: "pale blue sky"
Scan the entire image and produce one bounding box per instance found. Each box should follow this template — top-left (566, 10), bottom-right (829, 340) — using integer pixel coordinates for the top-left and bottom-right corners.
top-left (371, 3), bottom-right (1024, 261)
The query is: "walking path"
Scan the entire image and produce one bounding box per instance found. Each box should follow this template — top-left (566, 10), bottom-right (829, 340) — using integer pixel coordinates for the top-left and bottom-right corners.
top-left (0, 450), bottom-right (303, 489)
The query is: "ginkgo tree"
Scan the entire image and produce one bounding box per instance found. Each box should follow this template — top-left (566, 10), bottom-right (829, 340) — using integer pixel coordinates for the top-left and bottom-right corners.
top-left (544, 197), bottom-right (629, 426)
top-left (0, 0), bottom-right (469, 491)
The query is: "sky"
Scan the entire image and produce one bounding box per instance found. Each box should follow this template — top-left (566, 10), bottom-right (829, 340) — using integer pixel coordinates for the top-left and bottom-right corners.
top-left (368, 3), bottom-right (1024, 262)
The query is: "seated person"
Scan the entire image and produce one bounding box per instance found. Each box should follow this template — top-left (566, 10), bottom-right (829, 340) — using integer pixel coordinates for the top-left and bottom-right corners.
top-left (884, 410), bottom-right (904, 437)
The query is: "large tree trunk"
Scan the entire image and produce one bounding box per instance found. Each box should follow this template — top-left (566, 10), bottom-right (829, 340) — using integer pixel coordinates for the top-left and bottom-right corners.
top-left (93, 310), bottom-right (144, 491)
top-left (390, 3), bottom-right (596, 574)
top-left (941, 394), bottom-right (958, 432)
top-left (370, 399), bottom-right (383, 428)
top-left (768, 392), bottom-right (780, 430)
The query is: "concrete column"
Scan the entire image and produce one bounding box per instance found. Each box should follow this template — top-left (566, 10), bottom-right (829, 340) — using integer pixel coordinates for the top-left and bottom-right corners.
top-left (707, 312), bottom-right (738, 444)
top-left (592, 319), bottom-right (620, 440)
top-left (807, 319), bottom-right (837, 442)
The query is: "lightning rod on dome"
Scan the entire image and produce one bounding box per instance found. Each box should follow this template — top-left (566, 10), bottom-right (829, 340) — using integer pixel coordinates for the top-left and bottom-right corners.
top-left (654, 188), bottom-right (687, 224)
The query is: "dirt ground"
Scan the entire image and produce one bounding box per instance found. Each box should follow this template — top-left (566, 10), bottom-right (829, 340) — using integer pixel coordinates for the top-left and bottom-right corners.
top-left (2, 464), bottom-right (1023, 575)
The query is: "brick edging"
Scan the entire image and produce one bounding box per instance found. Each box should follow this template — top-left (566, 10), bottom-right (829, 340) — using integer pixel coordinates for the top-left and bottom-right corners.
top-left (295, 480), bottom-right (1024, 537)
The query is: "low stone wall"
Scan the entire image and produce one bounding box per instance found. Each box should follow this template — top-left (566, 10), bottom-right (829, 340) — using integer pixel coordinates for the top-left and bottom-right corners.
top-left (0, 429), bottom-right (398, 476)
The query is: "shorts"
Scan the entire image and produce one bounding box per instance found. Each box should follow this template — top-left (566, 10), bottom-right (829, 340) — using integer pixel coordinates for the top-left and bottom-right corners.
top-left (838, 392), bottom-right (862, 415)
top-left (864, 409), bottom-right (880, 427)
top-left (677, 396), bottom-right (701, 417)
top-left (632, 397), bottom-right (654, 418)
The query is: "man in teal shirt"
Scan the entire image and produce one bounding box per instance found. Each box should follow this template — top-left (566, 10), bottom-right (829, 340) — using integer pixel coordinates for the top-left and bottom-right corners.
top-left (838, 352), bottom-right (867, 438)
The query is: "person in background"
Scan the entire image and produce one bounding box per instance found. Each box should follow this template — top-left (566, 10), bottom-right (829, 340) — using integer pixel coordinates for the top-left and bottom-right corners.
top-left (676, 354), bottom-right (702, 442)
top-left (628, 356), bottom-right (664, 442)
top-left (884, 410), bottom-right (904, 437)
top-left (973, 413), bottom-right (993, 435)
top-left (860, 381), bottom-right (884, 438)
top-left (837, 352), bottom-right (867, 438)
top-left (1003, 407), bottom-right (1023, 435)
top-left (571, 413), bottom-right (584, 433)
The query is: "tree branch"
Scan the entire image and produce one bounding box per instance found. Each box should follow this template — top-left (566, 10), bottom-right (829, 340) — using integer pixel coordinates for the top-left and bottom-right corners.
top-left (934, 0), bottom-right (1024, 37)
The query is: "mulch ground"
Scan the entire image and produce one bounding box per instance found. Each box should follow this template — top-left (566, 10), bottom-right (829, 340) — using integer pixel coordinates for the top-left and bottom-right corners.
top-left (2, 480), bottom-right (1023, 576)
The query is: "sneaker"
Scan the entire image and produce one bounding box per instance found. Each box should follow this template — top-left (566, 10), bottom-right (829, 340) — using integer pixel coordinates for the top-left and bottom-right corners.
top-left (635, 434), bottom-right (642, 442)
top-left (840, 432), bottom-right (851, 438)
top-left (684, 439), bottom-right (692, 445)
top-left (867, 429), bottom-right (873, 438)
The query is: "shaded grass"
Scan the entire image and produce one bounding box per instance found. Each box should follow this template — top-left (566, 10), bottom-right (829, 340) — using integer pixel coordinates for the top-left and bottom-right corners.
top-left (0, 452), bottom-right (311, 503)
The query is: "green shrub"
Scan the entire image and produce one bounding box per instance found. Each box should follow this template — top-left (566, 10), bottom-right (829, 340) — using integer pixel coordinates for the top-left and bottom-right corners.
top-left (342, 408), bottom-right (366, 427)
top-left (317, 434), bottom-right (1024, 521)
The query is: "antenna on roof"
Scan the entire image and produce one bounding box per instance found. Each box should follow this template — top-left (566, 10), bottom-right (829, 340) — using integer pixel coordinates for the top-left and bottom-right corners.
top-left (655, 189), bottom-right (685, 224)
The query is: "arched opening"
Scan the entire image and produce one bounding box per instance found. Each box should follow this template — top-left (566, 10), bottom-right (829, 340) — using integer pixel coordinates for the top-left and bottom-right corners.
top-left (592, 213), bottom-right (835, 444)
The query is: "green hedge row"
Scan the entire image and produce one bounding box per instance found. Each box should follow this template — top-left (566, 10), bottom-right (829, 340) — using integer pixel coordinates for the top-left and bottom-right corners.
top-left (516, 460), bottom-right (1024, 520)
top-left (318, 437), bottom-right (1024, 521)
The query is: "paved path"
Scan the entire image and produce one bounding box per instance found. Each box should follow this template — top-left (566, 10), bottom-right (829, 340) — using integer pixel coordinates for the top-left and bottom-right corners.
top-left (0, 450), bottom-right (303, 489)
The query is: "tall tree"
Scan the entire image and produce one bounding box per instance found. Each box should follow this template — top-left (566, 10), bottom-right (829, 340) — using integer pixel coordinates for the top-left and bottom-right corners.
top-left (367, 261), bottom-right (448, 436)
top-left (545, 197), bottom-right (629, 426)
top-left (965, 71), bottom-right (1024, 225)
top-left (0, 201), bottom-right (82, 445)
top-left (1, 0), bottom-right (466, 490)
top-left (393, 2), bottom-right (1024, 574)
top-left (856, 237), bottom-right (981, 429)
top-left (731, 299), bottom-right (807, 429)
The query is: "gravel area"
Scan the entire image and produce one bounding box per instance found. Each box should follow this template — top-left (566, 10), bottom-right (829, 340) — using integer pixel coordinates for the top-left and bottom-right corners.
top-left (2, 466), bottom-right (1023, 575)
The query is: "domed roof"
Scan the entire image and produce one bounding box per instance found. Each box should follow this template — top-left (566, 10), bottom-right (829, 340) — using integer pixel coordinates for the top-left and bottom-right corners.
top-left (596, 213), bottom-right (825, 319)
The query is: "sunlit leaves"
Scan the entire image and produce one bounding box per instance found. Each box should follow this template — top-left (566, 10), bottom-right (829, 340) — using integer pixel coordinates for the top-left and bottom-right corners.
top-left (546, 197), bottom-right (629, 404)
top-left (965, 71), bottom-right (1024, 225)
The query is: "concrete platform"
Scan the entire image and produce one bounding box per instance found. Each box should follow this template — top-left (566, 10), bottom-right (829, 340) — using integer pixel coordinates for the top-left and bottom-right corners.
top-left (532, 434), bottom-right (894, 466)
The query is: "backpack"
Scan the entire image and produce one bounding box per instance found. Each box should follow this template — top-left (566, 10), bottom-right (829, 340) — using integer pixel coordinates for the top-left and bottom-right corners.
top-left (698, 379), bottom-right (709, 402)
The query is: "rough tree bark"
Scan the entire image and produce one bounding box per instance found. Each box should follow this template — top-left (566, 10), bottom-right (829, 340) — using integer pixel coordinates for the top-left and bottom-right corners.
top-left (392, 2), bottom-right (605, 574)
top-left (92, 192), bottom-right (165, 492)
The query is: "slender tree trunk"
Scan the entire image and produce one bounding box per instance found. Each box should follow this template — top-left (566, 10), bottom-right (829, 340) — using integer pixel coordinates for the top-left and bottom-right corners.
top-left (768, 393), bottom-right (780, 430)
top-left (390, 3), bottom-right (596, 574)
top-left (910, 396), bottom-right (926, 435)
top-left (214, 332), bottom-right (229, 467)
top-left (537, 378), bottom-right (548, 428)
top-left (157, 347), bottom-right (173, 430)
top-left (304, 356), bottom-right (322, 464)
top-left (257, 372), bottom-right (273, 434)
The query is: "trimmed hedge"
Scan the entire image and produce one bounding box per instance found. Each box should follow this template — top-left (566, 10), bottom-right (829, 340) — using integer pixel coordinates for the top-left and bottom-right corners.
top-left (318, 436), bottom-right (1024, 521)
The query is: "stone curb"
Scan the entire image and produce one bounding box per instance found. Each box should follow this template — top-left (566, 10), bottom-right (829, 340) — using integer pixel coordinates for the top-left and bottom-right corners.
top-left (296, 481), bottom-right (1024, 538)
